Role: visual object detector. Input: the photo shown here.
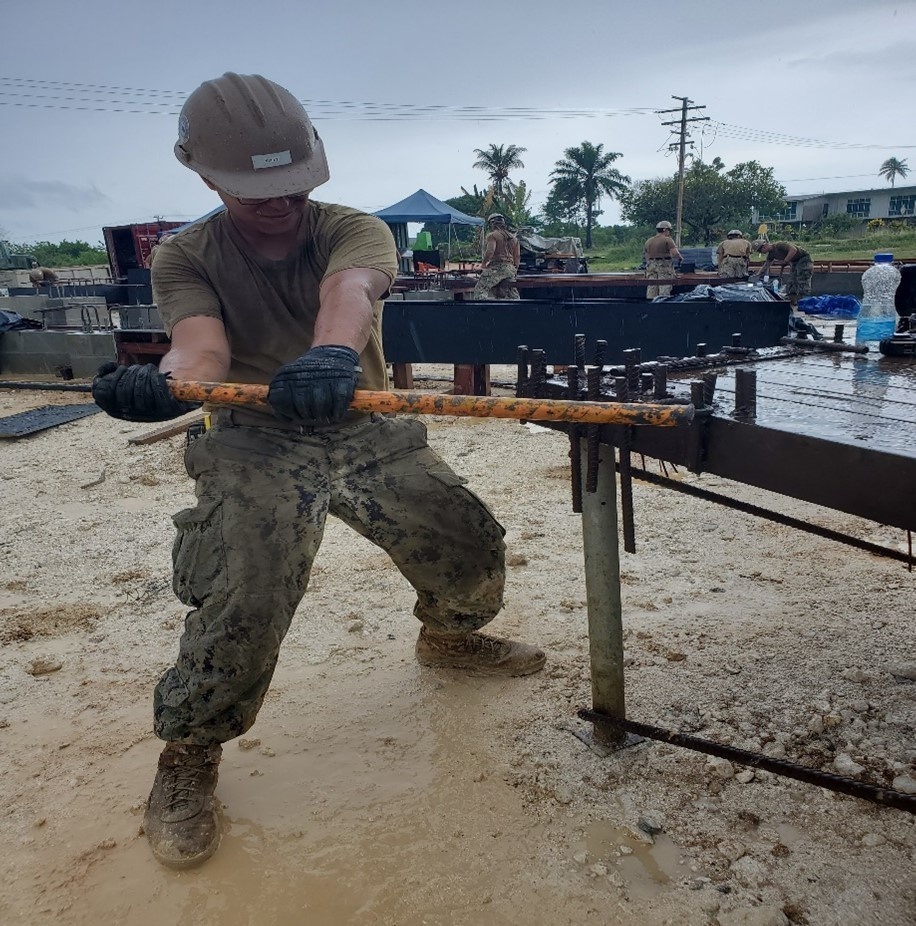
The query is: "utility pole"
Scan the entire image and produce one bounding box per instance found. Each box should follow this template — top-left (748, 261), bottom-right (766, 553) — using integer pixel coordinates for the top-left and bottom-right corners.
top-left (657, 96), bottom-right (709, 247)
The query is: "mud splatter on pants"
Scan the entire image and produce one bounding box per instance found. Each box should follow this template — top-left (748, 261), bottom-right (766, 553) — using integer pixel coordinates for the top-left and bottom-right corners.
top-left (154, 414), bottom-right (506, 745)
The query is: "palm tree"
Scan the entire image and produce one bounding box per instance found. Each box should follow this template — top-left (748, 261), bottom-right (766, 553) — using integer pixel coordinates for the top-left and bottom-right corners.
top-left (879, 157), bottom-right (910, 188)
top-left (549, 142), bottom-right (629, 248)
top-left (472, 144), bottom-right (527, 200)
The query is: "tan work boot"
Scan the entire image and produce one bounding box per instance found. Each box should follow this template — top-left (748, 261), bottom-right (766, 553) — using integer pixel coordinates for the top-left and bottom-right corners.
top-left (143, 742), bottom-right (222, 869)
top-left (416, 627), bottom-right (546, 676)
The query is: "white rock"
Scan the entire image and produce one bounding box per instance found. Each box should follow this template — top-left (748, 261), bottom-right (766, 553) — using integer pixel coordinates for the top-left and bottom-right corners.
top-left (861, 833), bottom-right (886, 847)
top-left (573, 851), bottom-right (589, 865)
top-left (762, 741), bottom-right (786, 759)
top-left (588, 862), bottom-right (608, 877)
top-left (708, 757), bottom-right (735, 779)
top-left (892, 774), bottom-right (916, 795)
top-left (729, 855), bottom-right (768, 888)
top-left (716, 840), bottom-right (746, 862)
top-left (840, 667), bottom-right (868, 683)
top-left (717, 906), bottom-right (790, 926)
top-left (888, 661), bottom-right (916, 681)
top-left (806, 714), bottom-right (824, 735)
top-left (735, 769), bottom-right (756, 784)
top-left (833, 753), bottom-right (865, 776)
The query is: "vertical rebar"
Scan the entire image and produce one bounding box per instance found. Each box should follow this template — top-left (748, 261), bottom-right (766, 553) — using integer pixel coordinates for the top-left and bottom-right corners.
top-left (834, 325), bottom-right (845, 343)
top-left (581, 441), bottom-right (627, 745)
top-left (696, 343), bottom-right (708, 358)
top-left (732, 332), bottom-right (742, 347)
top-left (516, 345), bottom-right (530, 396)
top-left (585, 366), bottom-right (601, 493)
top-left (530, 349), bottom-right (547, 398)
top-left (702, 372), bottom-right (717, 407)
top-left (575, 333), bottom-right (586, 370)
top-left (568, 365), bottom-right (583, 513)
top-left (623, 348), bottom-right (640, 394)
top-left (593, 339), bottom-right (608, 369)
top-left (653, 365), bottom-right (668, 399)
top-left (640, 372), bottom-right (654, 395)
top-left (734, 368), bottom-right (757, 419)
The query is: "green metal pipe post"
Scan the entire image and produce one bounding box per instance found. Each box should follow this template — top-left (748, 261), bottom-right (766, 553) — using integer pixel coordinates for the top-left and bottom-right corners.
top-left (580, 440), bottom-right (628, 747)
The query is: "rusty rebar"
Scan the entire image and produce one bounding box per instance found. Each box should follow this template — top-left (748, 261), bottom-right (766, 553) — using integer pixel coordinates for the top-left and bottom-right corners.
top-left (568, 364), bottom-right (583, 513)
top-left (576, 709), bottom-right (916, 814)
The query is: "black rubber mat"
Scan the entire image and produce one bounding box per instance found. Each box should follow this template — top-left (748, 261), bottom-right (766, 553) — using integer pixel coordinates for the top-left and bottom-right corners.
top-left (0, 403), bottom-right (102, 438)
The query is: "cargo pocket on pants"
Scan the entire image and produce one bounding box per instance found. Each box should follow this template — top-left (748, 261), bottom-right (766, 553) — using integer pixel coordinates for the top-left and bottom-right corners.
top-left (171, 498), bottom-right (228, 608)
top-left (427, 467), bottom-right (507, 539)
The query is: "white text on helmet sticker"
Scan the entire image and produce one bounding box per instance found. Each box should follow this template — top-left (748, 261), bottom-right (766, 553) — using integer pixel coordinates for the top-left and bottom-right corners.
top-left (251, 150), bottom-right (292, 170)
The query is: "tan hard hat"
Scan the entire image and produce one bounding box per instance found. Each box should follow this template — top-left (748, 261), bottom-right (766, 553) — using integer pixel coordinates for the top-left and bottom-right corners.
top-left (174, 72), bottom-right (330, 198)
top-left (727, 229), bottom-right (743, 237)
top-left (488, 213), bottom-right (506, 224)
top-left (656, 220), bottom-right (672, 230)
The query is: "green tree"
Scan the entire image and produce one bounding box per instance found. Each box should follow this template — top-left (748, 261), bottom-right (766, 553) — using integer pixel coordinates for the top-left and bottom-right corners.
top-left (472, 144), bottom-right (527, 200)
top-left (11, 239), bottom-right (108, 267)
top-left (620, 159), bottom-right (786, 245)
top-left (879, 157), bottom-right (910, 188)
top-left (549, 142), bottom-right (629, 248)
top-left (495, 180), bottom-right (536, 228)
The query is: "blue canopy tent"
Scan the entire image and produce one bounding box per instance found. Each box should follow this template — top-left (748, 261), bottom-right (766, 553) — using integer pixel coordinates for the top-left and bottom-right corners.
top-left (373, 189), bottom-right (483, 272)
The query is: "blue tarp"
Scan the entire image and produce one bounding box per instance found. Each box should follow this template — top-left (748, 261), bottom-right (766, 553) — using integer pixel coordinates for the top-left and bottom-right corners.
top-left (373, 189), bottom-right (483, 226)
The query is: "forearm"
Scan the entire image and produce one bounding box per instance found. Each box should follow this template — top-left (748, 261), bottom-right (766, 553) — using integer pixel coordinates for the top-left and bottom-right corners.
top-left (159, 346), bottom-right (230, 382)
top-left (312, 272), bottom-right (381, 352)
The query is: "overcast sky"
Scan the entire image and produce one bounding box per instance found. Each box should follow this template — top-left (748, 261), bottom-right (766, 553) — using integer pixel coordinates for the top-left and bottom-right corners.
top-left (1, 0), bottom-right (914, 244)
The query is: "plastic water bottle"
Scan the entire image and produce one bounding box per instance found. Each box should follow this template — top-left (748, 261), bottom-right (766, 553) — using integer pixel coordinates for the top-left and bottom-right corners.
top-left (856, 253), bottom-right (901, 346)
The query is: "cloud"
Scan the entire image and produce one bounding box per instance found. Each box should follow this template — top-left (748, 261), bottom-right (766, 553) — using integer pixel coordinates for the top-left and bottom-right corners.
top-left (787, 41), bottom-right (914, 72)
top-left (0, 178), bottom-right (110, 212)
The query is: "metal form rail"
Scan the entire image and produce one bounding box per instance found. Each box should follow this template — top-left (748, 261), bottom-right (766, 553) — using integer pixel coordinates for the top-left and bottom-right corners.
top-left (518, 331), bottom-right (916, 813)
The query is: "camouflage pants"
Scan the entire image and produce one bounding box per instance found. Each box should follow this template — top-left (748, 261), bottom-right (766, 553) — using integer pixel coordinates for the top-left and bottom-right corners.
top-left (645, 258), bottom-right (675, 299)
top-left (718, 256), bottom-right (749, 279)
top-left (473, 261), bottom-right (520, 300)
top-left (154, 414), bottom-right (507, 745)
top-left (782, 255), bottom-right (814, 303)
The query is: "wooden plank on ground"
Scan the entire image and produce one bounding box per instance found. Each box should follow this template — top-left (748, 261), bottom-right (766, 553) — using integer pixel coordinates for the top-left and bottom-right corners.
top-left (127, 411), bottom-right (206, 446)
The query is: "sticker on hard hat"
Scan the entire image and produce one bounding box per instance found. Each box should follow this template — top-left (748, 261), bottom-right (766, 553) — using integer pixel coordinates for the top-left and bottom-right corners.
top-left (178, 114), bottom-right (190, 143)
top-left (251, 150), bottom-right (293, 170)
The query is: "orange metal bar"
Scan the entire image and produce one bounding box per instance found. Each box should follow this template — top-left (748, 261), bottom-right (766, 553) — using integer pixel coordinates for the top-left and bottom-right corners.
top-left (169, 381), bottom-right (694, 427)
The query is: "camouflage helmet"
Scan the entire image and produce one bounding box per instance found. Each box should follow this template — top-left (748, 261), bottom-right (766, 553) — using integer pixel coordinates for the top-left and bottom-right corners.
top-left (174, 72), bottom-right (330, 199)
top-left (488, 213), bottom-right (507, 225)
top-left (727, 229), bottom-right (743, 238)
top-left (655, 220), bottom-right (672, 231)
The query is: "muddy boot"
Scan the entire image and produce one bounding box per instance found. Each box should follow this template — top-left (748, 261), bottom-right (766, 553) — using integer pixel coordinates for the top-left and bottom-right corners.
top-left (416, 627), bottom-right (546, 677)
top-left (143, 742), bottom-right (222, 869)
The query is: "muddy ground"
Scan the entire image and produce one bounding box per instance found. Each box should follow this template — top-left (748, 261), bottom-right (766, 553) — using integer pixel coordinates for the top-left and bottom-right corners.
top-left (0, 369), bottom-right (913, 926)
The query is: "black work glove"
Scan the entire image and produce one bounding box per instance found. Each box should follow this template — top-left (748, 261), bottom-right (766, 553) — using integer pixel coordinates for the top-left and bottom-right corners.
top-left (267, 345), bottom-right (361, 425)
top-left (92, 362), bottom-right (200, 422)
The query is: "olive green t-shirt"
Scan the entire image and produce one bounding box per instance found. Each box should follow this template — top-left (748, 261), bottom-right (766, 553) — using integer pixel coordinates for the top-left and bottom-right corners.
top-left (768, 242), bottom-right (809, 263)
top-left (152, 201), bottom-right (398, 421)
top-left (644, 233), bottom-right (678, 259)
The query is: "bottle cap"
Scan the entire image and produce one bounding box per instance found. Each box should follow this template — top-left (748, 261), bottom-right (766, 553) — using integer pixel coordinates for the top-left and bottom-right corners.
top-left (874, 253), bottom-right (894, 263)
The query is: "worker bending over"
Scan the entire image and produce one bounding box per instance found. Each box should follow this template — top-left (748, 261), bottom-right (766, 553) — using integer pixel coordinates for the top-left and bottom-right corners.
top-left (753, 239), bottom-right (814, 310)
top-left (92, 72), bottom-right (545, 871)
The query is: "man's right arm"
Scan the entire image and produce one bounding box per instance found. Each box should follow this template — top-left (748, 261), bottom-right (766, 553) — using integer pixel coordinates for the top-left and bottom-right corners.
top-left (159, 316), bottom-right (231, 382)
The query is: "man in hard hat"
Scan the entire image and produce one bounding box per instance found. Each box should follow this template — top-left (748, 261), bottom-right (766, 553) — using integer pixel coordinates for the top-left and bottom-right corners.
top-left (753, 239), bottom-right (813, 310)
top-left (472, 213), bottom-right (521, 300)
top-left (91, 73), bottom-right (544, 870)
top-left (717, 229), bottom-right (751, 280)
top-left (643, 221), bottom-right (682, 299)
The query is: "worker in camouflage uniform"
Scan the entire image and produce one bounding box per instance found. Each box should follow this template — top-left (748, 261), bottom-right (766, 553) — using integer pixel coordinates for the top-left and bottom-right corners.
top-left (643, 220), bottom-right (682, 299)
top-left (717, 229), bottom-right (751, 279)
top-left (473, 214), bottom-right (521, 300)
top-left (91, 73), bottom-right (544, 871)
top-left (753, 239), bottom-right (814, 309)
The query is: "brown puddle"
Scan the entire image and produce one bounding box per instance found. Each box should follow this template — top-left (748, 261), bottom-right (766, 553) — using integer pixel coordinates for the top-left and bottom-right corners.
top-left (6, 659), bottom-right (682, 925)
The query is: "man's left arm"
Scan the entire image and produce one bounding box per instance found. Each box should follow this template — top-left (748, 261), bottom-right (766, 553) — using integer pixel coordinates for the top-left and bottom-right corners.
top-left (267, 267), bottom-right (391, 425)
